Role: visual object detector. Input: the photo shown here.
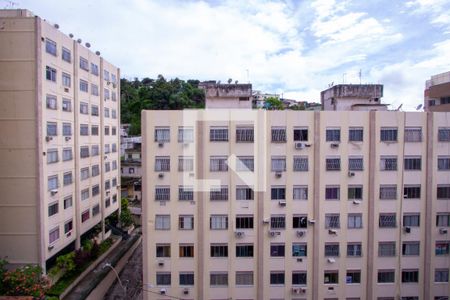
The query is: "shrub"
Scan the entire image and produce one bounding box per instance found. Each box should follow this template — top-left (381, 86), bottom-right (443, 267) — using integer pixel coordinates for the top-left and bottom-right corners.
top-left (82, 239), bottom-right (94, 253)
top-left (1, 264), bottom-right (50, 297)
top-left (73, 249), bottom-right (90, 268)
top-left (56, 252), bottom-right (76, 274)
top-left (120, 209), bottom-right (133, 228)
top-left (90, 241), bottom-right (100, 259)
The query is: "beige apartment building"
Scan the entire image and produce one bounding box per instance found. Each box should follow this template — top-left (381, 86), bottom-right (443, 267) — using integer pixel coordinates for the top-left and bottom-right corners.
top-left (425, 71), bottom-right (450, 112)
top-left (0, 9), bottom-right (120, 270)
top-left (142, 108), bottom-right (450, 300)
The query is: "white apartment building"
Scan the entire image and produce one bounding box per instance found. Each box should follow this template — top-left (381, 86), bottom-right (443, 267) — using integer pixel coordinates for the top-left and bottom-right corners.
top-left (0, 9), bottom-right (120, 270)
top-left (142, 109), bottom-right (450, 300)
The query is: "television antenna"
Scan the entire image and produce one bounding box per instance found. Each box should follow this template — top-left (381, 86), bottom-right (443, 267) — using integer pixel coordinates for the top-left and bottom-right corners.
top-left (3, 0), bottom-right (19, 8)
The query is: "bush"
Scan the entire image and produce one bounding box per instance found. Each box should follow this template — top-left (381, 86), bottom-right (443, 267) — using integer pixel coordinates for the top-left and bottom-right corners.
top-left (90, 241), bottom-right (100, 259)
top-left (120, 209), bottom-right (133, 228)
top-left (82, 239), bottom-right (94, 253)
top-left (56, 252), bottom-right (76, 274)
top-left (1, 264), bottom-right (50, 297)
top-left (121, 198), bottom-right (129, 210)
top-left (73, 249), bottom-right (90, 268)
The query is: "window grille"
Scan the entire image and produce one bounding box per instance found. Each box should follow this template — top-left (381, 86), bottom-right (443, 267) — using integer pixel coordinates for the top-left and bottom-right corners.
top-left (271, 127), bottom-right (286, 142)
top-left (293, 156), bottom-right (308, 171)
top-left (236, 127), bottom-right (254, 142)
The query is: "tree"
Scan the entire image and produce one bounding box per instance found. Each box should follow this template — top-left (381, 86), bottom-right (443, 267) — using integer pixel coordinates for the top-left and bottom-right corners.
top-left (265, 97), bottom-right (284, 110)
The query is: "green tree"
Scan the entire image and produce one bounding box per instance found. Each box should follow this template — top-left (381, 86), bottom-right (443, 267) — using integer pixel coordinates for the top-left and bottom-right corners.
top-left (265, 97), bottom-right (284, 110)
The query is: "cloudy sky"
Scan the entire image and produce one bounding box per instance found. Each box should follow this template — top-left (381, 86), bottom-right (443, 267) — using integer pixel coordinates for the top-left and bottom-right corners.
top-left (13, 0), bottom-right (450, 109)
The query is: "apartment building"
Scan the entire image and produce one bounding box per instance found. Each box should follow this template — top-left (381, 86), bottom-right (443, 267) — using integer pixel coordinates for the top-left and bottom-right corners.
top-left (0, 9), bottom-right (120, 270)
top-left (425, 71), bottom-right (450, 112)
top-left (142, 109), bottom-right (450, 300)
top-left (321, 84), bottom-right (387, 111)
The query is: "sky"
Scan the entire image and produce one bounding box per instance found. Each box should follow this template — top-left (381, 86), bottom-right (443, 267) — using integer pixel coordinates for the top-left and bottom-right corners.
top-left (10, 0), bottom-right (450, 110)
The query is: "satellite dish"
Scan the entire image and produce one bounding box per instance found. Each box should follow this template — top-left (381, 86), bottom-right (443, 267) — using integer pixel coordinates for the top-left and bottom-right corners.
top-left (85, 42), bottom-right (91, 48)
top-left (416, 104), bottom-right (423, 110)
top-left (228, 78), bottom-right (232, 84)
top-left (77, 39), bottom-right (82, 44)
top-left (54, 24), bottom-right (59, 29)
top-left (69, 33), bottom-right (74, 38)
top-left (95, 51), bottom-right (101, 56)
top-left (235, 80), bottom-right (238, 84)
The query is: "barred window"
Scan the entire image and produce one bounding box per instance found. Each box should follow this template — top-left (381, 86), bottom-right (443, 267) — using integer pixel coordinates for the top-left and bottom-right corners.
top-left (380, 156), bottom-right (397, 171)
top-left (80, 124), bottom-right (89, 136)
top-left (404, 127), bottom-right (422, 142)
top-left (293, 128), bottom-right (308, 141)
top-left (48, 202), bottom-right (59, 217)
top-left (210, 186), bottom-right (228, 201)
top-left (210, 156), bottom-right (228, 172)
top-left (236, 244), bottom-right (253, 257)
top-left (178, 186), bottom-right (193, 201)
top-left (292, 243), bottom-right (307, 257)
top-left (436, 213), bottom-right (450, 227)
top-left (271, 127), bottom-right (286, 142)
top-left (326, 158), bottom-right (341, 171)
top-left (178, 156), bottom-right (194, 172)
top-left (236, 186), bottom-right (253, 200)
top-left (270, 244), bottom-right (285, 257)
top-left (236, 215), bottom-right (253, 229)
top-left (324, 271), bottom-right (339, 284)
top-left (179, 215), bottom-right (194, 230)
top-left (293, 215), bottom-right (307, 228)
top-left (402, 242), bottom-right (420, 256)
top-left (381, 127), bottom-right (398, 142)
top-left (210, 215), bottom-right (228, 230)
top-left (90, 63), bottom-right (99, 76)
top-left (349, 157), bottom-right (363, 171)
top-left (179, 272), bottom-right (194, 285)
top-left (271, 187), bottom-right (286, 200)
top-left (178, 127), bottom-right (194, 143)
top-left (62, 123), bottom-right (72, 136)
top-left (155, 186), bottom-right (170, 201)
top-left (378, 242), bottom-right (396, 257)
top-left (292, 271), bottom-right (307, 285)
top-left (404, 185), bottom-right (421, 199)
top-left (377, 270), bottom-right (395, 282)
top-left (91, 84), bottom-right (99, 96)
top-left (325, 243), bottom-right (340, 256)
top-left (64, 196), bottom-right (73, 209)
top-left (293, 186), bottom-right (308, 200)
top-left (401, 270), bottom-right (419, 283)
top-left (91, 125), bottom-right (99, 136)
top-left (293, 156), bottom-right (308, 171)
top-left (438, 128), bottom-right (450, 142)
top-left (435, 269), bottom-right (449, 283)
top-left (91, 145), bottom-right (99, 156)
top-left (155, 127), bottom-right (170, 142)
top-left (325, 186), bottom-right (340, 200)
top-left (48, 175), bottom-right (58, 190)
top-left (92, 184), bottom-right (100, 196)
top-left (79, 56), bottom-right (89, 71)
top-left (404, 157), bottom-right (421, 170)
top-left (49, 227), bottom-right (60, 244)
top-left (348, 214), bottom-right (362, 229)
top-left (80, 146), bottom-right (89, 158)
top-left (236, 127), bottom-right (254, 142)
top-left (63, 172), bottom-right (72, 186)
top-left (63, 148), bottom-right (73, 161)
top-left (270, 271), bottom-right (285, 285)
top-left (62, 47), bottom-right (71, 62)
top-left (62, 98), bottom-right (71, 112)
top-left (270, 215), bottom-right (286, 229)
top-left (438, 156), bottom-right (450, 170)
top-left (348, 186), bottom-right (363, 200)
top-left (210, 127), bottom-right (228, 141)
top-left (437, 185), bottom-right (450, 199)
top-left (403, 214), bottom-right (420, 227)
top-left (236, 271), bottom-right (253, 285)
top-left (79, 79), bottom-right (88, 92)
top-left (47, 122), bottom-right (57, 136)
top-left (179, 244), bottom-right (194, 257)
top-left (81, 188), bottom-right (89, 201)
top-left (210, 273), bottom-right (228, 286)
top-left (271, 157), bottom-right (286, 172)
top-left (347, 243), bottom-right (362, 257)
top-left (346, 270), bottom-right (361, 284)
top-left (45, 38), bottom-right (57, 55)
top-left (211, 244), bottom-right (228, 257)
top-left (325, 214), bottom-right (340, 228)
top-left (47, 149), bottom-right (58, 164)
top-left (156, 272), bottom-right (171, 286)
top-left (155, 156), bottom-right (170, 172)
top-left (80, 167), bottom-right (89, 180)
top-left (236, 156), bottom-right (254, 171)
top-left (349, 127), bottom-right (363, 142)
top-left (326, 128), bottom-right (340, 142)
top-left (46, 94), bottom-right (57, 109)
top-left (379, 214), bottom-right (397, 228)
top-left (380, 185), bottom-right (397, 200)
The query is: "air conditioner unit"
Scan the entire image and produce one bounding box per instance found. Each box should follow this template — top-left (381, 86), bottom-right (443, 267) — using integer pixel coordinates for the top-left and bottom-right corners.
top-left (235, 231), bottom-right (244, 238)
top-left (158, 260), bottom-right (164, 266)
top-left (278, 200), bottom-right (286, 207)
top-left (330, 143), bottom-right (339, 148)
top-left (352, 200), bottom-right (361, 205)
top-left (275, 171), bottom-right (282, 178)
top-left (439, 228), bottom-right (448, 234)
top-left (296, 230), bottom-right (305, 237)
top-left (300, 287), bottom-right (306, 293)
top-left (107, 81), bottom-right (111, 85)
top-left (106, 190), bottom-right (110, 195)
top-left (48, 245), bottom-right (54, 251)
top-left (158, 142), bottom-right (164, 147)
top-left (295, 142), bottom-right (305, 150)
top-left (50, 189), bottom-right (58, 195)
top-left (268, 230), bottom-right (278, 237)
top-left (159, 288), bottom-right (166, 295)
top-left (296, 258), bottom-right (303, 262)
top-left (158, 173), bottom-right (164, 178)
top-left (65, 136), bottom-right (71, 141)
top-left (308, 219), bottom-right (316, 224)
top-left (292, 287), bottom-right (301, 294)
top-left (328, 229), bottom-right (337, 235)
top-left (327, 257), bottom-right (336, 263)
top-left (262, 218), bottom-right (270, 224)
top-left (348, 171), bottom-right (355, 177)
top-left (66, 232), bottom-right (72, 237)
top-left (403, 226), bottom-right (411, 233)
top-left (64, 87), bottom-right (69, 93)
top-left (45, 136), bottom-right (53, 142)
top-left (183, 288), bottom-right (189, 295)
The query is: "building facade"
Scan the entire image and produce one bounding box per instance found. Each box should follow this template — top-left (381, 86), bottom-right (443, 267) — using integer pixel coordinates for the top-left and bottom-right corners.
top-left (321, 84), bottom-right (387, 111)
top-left (200, 81), bottom-right (252, 109)
top-left (0, 9), bottom-right (120, 270)
top-left (425, 71), bottom-right (450, 112)
top-left (142, 109), bottom-right (450, 300)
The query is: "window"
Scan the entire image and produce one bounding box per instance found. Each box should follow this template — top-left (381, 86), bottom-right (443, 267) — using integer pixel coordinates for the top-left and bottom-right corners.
top-left (236, 186), bottom-right (253, 200)
top-left (64, 220), bottom-right (73, 234)
top-left (79, 102), bottom-right (88, 114)
top-left (346, 270), bottom-right (361, 284)
top-left (178, 127), bottom-right (194, 143)
top-left (236, 271), bottom-right (253, 285)
top-left (380, 128), bottom-right (398, 142)
top-left (270, 215), bottom-right (286, 229)
top-left (378, 242), bottom-right (396, 257)
top-left (271, 187), bottom-right (286, 200)
top-left (89, 105), bottom-right (98, 117)
top-left (348, 214), bottom-right (362, 229)
top-left (111, 109), bottom-right (117, 119)
top-left (91, 84), bottom-right (99, 96)
top-left (211, 244), bottom-right (228, 257)
top-left (112, 92), bottom-right (117, 102)
top-left (403, 214), bottom-right (420, 227)
top-left (63, 172), bottom-right (72, 186)
top-left (436, 213), bottom-right (450, 227)
top-left (438, 128), bottom-right (450, 142)
top-left (210, 273), bottom-right (228, 286)
top-left (292, 243), bottom-right (307, 257)
top-left (348, 186), bottom-right (362, 200)
top-left (349, 157), bottom-right (363, 171)
top-left (91, 125), bottom-right (99, 136)
top-left (294, 128), bottom-right (308, 141)
top-left (405, 127), bottom-right (422, 142)
top-left (156, 244), bottom-right (170, 257)
top-left (104, 126), bottom-right (109, 136)
top-left (404, 157), bottom-right (421, 170)
top-left (293, 186), bottom-right (308, 200)
top-left (104, 88), bottom-right (110, 100)
top-left (438, 157), bottom-right (450, 170)
top-left (378, 270), bottom-right (395, 283)
top-left (402, 242), bottom-right (420, 256)
top-left (402, 270), bottom-right (419, 283)
top-left (324, 271), bottom-right (339, 284)
top-left (326, 158), bottom-right (341, 171)
top-left (45, 38), bottom-right (57, 56)
top-left (62, 72), bottom-right (71, 87)
top-left (112, 161), bottom-right (117, 170)
top-left (104, 108), bottom-right (110, 118)
top-left (48, 175), bottom-right (58, 190)
top-left (435, 241), bottom-right (450, 255)
top-left (81, 189), bottom-right (89, 201)
top-left (270, 271), bottom-right (285, 285)
top-left (48, 202), bottom-right (58, 217)
top-left (62, 47), bottom-right (71, 62)
top-left (111, 73), bottom-right (117, 84)
top-left (104, 70), bottom-right (110, 81)
top-left (271, 127), bottom-right (286, 142)
top-left (326, 128), bottom-right (340, 142)
top-left (236, 244), bottom-right (253, 257)
top-left (379, 214), bottom-right (396, 228)
top-left (236, 215), bottom-right (253, 229)
top-left (92, 204), bottom-right (100, 216)
top-left (210, 186), bottom-right (228, 201)
top-left (179, 215), bottom-right (194, 230)
top-left (46, 94), bottom-right (57, 109)
top-left (272, 156), bottom-right (286, 172)
top-left (380, 156), bottom-right (397, 171)
top-left (179, 272), bottom-right (194, 285)
top-left (210, 127), bottom-right (228, 141)
top-left (80, 146), bottom-right (89, 158)
top-left (106, 198), bottom-right (111, 208)
top-left (62, 98), bottom-right (72, 112)
top-left (47, 149), bottom-right (58, 164)
top-left (325, 214), bottom-right (340, 228)
top-left (236, 127), bottom-right (254, 142)
top-left (79, 56), bottom-right (89, 71)
top-left (47, 122), bottom-right (57, 136)
top-left (155, 127), bottom-right (170, 142)
top-left (437, 185), bottom-right (450, 199)
top-left (349, 127), bottom-right (363, 142)
top-left (46, 66), bottom-right (56, 82)
top-left (64, 196), bottom-right (72, 209)
top-left (403, 186), bottom-right (421, 199)
top-left (92, 185), bottom-right (100, 196)
top-left (155, 215), bottom-right (170, 230)
top-left (380, 185), bottom-right (397, 200)
top-left (210, 156), bottom-right (228, 172)
top-left (435, 269), bottom-right (449, 283)
top-left (155, 157), bottom-right (170, 172)
top-left (105, 180), bottom-right (111, 190)
top-left (236, 156), bottom-right (254, 172)
top-left (210, 215), bottom-right (228, 230)
top-left (293, 156), bottom-right (308, 171)
top-left (347, 243), bottom-right (362, 257)
top-left (325, 243), bottom-right (340, 256)
top-left (326, 186), bottom-right (340, 200)
top-left (112, 127), bottom-right (117, 135)
top-left (91, 145), bottom-right (99, 156)
top-left (112, 143), bottom-right (117, 153)
top-left (80, 167), bottom-right (89, 180)
top-left (178, 186), bottom-right (193, 201)
top-left (270, 244), bottom-right (285, 257)
top-left (62, 123), bottom-right (72, 136)
top-left (293, 215), bottom-right (308, 228)
top-left (79, 79), bottom-right (88, 92)
top-left (90, 63), bottom-right (99, 76)
top-left (156, 272), bottom-right (171, 286)
top-left (49, 227), bottom-right (60, 244)
top-left (292, 272), bottom-right (307, 285)
top-left (63, 148), bottom-right (72, 161)
top-left (81, 210), bottom-right (90, 222)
